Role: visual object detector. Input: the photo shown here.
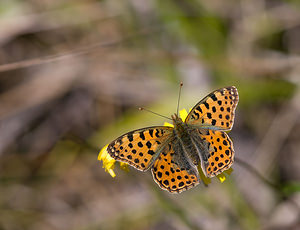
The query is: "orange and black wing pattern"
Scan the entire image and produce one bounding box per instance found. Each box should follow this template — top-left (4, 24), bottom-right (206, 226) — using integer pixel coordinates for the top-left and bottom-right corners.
top-left (193, 129), bottom-right (235, 177)
top-left (151, 143), bottom-right (200, 193)
top-left (107, 126), bottom-right (173, 171)
top-left (186, 86), bottom-right (239, 131)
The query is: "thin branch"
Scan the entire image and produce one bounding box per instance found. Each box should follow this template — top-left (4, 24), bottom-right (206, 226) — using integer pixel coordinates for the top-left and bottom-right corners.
top-left (235, 157), bottom-right (300, 212)
top-left (235, 157), bottom-right (279, 189)
top-left (0, 27), bottom-right (160, 73)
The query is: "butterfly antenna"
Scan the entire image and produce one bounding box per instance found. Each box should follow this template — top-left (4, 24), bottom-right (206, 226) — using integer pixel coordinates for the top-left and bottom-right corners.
top-left (176, 82), bottom-right (183, 116)
top-left (139, 107), bottom-right (172, 121)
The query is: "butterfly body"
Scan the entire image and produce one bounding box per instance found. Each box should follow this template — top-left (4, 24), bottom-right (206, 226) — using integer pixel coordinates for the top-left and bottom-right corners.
top-left (171, 113), bottom-right (201, 172)
top-left (107, 86), bottom-right (239, 193)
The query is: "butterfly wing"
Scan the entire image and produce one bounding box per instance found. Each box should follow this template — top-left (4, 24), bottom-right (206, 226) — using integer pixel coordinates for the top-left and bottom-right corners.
top-left (185, 86), bottom-right (239, 130)
top-left (151, 142), bottom-right (200, 193)
top-left (107, 126), bottom-right (173, 171)
top-left (192, 129), bottom-right (234, 177)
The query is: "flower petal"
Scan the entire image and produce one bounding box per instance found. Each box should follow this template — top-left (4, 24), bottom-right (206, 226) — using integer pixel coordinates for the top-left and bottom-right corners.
top-left (164, 122), bottom-right (174, 127)
top-left (98, 144), bottom-right (109, 160)
top-left (120, 162), bottom-right (130, 172)
top-left (108, 169), bottom-right (116, 178)
top-left (198, 165), bottom-right (211, 186)
top-left (216, 173), bottom-right (226, 183)
top-left (179, 109), bottom-right (188, 121)
top-left (98, 144), bottom-right (117, 178)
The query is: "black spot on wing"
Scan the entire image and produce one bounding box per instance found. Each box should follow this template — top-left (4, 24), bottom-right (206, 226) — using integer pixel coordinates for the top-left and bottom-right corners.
top-left (194, 112), bottom-right (200, 119)
top-left (149, 129), bottom-right (154, 137)
top-left (148, 150), bottom-right (155, 155)
top-left (139, 132), bottom-right (145, 140)
top-left (204, 101), bottom-right (209, 109)
top-left (155, 129), bottom-right (160, 138)
top-left (210, 93), bottom-right (218, 101)
top-left (146, 141), bottom-right (152, 148)
top-left (196, 106), bottom-right (202, 114)
top-left (127, 132), bottom-right (134, 142)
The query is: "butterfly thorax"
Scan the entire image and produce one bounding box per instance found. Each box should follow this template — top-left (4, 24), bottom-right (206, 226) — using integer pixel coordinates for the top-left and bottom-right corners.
top-left (171, 114), bottom-right (200, 167)
top-left (171, 114), bottom-right (191, 140)
top-left (171, 113), bottom-right (184, 128)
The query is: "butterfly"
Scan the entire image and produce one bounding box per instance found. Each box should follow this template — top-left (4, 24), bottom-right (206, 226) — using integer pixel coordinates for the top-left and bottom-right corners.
top-left (107, 86), bottom-right (239, 193)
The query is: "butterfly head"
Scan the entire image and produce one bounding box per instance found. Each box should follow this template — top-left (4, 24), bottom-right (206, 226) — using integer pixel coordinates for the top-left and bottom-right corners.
top-left (171, 113), bottom-right (184, 126)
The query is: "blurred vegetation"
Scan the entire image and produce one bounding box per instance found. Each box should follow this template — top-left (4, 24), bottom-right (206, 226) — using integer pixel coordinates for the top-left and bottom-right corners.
top-left (0, 0), bottom-right (300, 230)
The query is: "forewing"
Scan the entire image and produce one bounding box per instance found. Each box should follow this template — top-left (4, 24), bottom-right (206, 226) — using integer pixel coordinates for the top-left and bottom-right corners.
top-left (151, 143), bottom-right (200, 193)
top-left (194, 129), bottom-right (234, 177)
top-left (107, 126), bottom-right (173, 171)
top-left (185, 86), bottom-right (239, 130)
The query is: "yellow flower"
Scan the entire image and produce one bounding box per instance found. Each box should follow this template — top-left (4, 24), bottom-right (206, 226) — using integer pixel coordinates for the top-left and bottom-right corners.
top-left (98, 144), bottom-right (117, 178)
top-left (98, 144), bottom-right (129, 178)
top-left (99, 108), bottom-right (233, 183)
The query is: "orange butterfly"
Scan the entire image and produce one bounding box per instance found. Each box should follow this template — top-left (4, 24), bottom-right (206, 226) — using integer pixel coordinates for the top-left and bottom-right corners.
top-left (107, 86), bottom-right (239, 193)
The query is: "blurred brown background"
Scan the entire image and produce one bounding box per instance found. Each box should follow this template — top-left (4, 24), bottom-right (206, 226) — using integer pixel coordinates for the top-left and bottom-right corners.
top-left (0, 0), bottom-right (300, 230)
